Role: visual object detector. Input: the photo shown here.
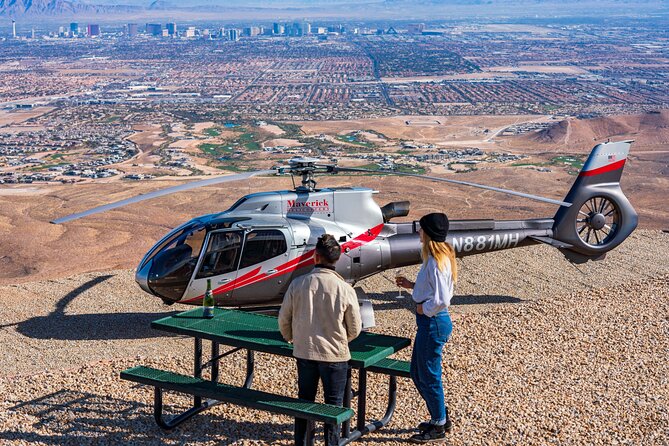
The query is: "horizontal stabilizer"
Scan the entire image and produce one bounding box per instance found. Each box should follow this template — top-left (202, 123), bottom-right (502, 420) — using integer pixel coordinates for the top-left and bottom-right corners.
top-left (529, 235), bottom-right (573, 249)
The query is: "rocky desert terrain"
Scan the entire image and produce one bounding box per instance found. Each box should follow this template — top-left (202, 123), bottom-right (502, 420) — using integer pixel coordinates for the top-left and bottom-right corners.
top-left (0, 230), bottom-right (667, 445)
top-left (0, 113), bottom-right (667, 445)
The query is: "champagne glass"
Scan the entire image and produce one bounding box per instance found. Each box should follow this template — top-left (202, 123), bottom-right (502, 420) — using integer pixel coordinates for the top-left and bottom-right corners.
top-left (395, 269), bottom-right (404, 299)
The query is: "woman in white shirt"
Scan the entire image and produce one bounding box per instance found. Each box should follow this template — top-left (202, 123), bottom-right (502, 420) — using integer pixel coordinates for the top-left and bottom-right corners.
top-left (396, 212), bottom-right (457, 444)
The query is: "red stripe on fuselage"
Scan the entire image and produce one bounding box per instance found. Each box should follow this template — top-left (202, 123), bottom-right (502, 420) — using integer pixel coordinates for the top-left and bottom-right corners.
top-left (341, 223), bottom-right (384, 250)
top-left (181, 266), bottom-right (262, 303)
top-left (219, 223), bottom-right (384, 293)
top-left (179, 223), bottom-right (385, 303)
top-left (233, 256), bottom-right (316, 290)
top-left (579, 159), bottom-right (626, 177)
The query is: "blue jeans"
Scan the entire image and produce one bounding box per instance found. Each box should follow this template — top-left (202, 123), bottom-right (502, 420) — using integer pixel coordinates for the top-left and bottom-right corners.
top-left (410, 311), bottom-right (453, 423)
top-left (295, 358), bottom-right (349, 446)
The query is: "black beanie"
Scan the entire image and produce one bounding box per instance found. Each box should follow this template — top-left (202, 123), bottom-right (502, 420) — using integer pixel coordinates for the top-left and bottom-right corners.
top-left (419, 213), bottom-right (449, 242)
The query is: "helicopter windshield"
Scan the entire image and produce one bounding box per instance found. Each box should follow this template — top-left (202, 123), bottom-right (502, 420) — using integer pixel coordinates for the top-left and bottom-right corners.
top-left (147, 223), bottom-right (207, 301)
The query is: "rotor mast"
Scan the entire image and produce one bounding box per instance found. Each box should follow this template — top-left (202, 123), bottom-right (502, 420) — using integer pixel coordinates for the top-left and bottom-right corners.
top-left (287, 158), bottom-right (327, 192)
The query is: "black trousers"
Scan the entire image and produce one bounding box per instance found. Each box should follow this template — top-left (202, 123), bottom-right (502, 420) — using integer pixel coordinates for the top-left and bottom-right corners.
top-left (295, 358), bottom-right (349, 446)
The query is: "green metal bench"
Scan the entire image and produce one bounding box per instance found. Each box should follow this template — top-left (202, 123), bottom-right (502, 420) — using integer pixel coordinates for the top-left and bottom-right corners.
top-left (367, 358), bottom-right (411, 378)
top-left (121, 366), bottom-right (354, 430)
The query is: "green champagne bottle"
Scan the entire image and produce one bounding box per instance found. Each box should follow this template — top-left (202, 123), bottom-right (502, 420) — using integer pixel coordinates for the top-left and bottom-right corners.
top-left (203, 279), bottom-right (214, 318)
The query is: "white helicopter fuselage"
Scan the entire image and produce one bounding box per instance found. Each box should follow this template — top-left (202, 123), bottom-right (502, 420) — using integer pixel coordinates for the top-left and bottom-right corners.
top-left (135, 187), bottom-right (391, 306)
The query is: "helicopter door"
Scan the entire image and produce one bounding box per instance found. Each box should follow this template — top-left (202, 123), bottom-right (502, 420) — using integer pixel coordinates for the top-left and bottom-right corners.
top-left (230, 228), bottom-right (291, 306)
top-left (189, 229), bottom-right (244, 304)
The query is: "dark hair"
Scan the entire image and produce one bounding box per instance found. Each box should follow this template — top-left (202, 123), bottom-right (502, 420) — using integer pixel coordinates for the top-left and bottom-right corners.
top-left (316, 234), bottom-right (341, 265)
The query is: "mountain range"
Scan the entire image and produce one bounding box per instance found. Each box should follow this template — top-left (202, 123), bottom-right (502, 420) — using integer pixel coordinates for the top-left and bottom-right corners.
top-left (0, 0), bottom-right (665, 19)
top-left (0, 0), bottom-right (128, 16)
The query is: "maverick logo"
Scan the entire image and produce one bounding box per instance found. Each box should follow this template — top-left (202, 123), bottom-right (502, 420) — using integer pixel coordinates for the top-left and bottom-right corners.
top-left (287, 199), bottom-right (331, 213)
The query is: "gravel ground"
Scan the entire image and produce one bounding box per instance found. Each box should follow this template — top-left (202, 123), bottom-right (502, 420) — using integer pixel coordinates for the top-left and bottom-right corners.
top-left (0, 229), bottom-right (667, 445)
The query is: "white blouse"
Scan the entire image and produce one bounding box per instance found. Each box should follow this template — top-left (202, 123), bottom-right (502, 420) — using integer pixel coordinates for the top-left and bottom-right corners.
top-left (411, 255), bottom-right (454, 317)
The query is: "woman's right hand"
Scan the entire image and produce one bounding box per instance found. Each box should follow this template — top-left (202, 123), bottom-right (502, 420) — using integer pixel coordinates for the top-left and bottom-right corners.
top-left (395, 276), bottom-right (414, 289)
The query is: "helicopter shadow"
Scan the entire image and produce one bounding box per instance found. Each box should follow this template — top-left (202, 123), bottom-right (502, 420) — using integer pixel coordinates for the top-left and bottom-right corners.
top-left (367, 292), bottom-right (523, 312)
top-left (13, 275), bottom-right (179, 341)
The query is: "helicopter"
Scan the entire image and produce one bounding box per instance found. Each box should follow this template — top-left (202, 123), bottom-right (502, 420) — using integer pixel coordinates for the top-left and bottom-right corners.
top-left (52, 140), bottom-right (637, 310)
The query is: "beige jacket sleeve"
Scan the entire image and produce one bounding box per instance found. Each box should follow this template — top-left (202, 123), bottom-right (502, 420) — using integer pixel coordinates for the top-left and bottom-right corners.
top-left (278, 282), bottom-right (294, 342)
top-left (343, 285), bottom-right (362, 342)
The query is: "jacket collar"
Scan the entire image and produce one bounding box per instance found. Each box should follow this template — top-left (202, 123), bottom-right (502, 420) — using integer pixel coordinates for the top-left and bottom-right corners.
top-left (313, 266), bottom-right (346, 281)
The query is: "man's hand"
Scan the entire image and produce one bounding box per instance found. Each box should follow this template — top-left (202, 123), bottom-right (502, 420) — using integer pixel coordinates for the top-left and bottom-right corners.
top-left (416, 304), bottom-right (424, 315)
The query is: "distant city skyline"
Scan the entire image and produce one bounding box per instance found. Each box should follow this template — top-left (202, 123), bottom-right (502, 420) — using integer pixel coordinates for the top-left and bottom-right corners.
top-left (0, 0), bottom-right (667, 22)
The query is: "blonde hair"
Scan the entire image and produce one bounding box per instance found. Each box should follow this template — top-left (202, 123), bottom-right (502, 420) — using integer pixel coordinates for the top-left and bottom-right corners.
top-left (421, 233), bottom-right (458, 283)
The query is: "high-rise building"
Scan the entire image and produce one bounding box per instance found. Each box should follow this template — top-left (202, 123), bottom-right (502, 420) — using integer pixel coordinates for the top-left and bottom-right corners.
top-left (272, 22), bottom-right (284, 35)
top-left (70, 22), bottom-right (79, 36)
top-left (228, 29), bottom-right (239, 41)
top-left (407, 23), bottom-right (425, 34)
top-left (12, 20), bottom-right (16, 39)
top-left (146, 23), bottom-right (162, 36)
top-left (166, 22), bottom-right (177, 36)
top-left (30, 27), bottom-right (35, 39)
top-left (243, 27), bottom-right (260, 37)
top-left (87, 24), bottom-right (101, 37)
top-left (184, 26), bottom-right (196, 38)
top-left (292, 22), bottom-right (303, 37)
top-left (127, 23), bottom-right (138, 37)
top-left (304, 22), bottom-right (311, 35)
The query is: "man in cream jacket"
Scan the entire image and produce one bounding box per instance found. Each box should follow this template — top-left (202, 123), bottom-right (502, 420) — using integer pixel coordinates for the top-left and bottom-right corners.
top-left (279, 234), bottom-right (362, 446)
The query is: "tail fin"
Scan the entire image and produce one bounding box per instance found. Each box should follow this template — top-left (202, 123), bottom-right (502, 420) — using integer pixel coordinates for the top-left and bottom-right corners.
top-left (571, 140), bottom-right (631, 188)
top-left (553, 140), bottom-right (638, 261)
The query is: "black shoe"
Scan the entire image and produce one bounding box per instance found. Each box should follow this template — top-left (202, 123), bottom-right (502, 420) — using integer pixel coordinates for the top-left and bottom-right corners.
top-left (409, 424), bottom-right (446, 443)
top-left (417, 419), bottom-right (452, 433)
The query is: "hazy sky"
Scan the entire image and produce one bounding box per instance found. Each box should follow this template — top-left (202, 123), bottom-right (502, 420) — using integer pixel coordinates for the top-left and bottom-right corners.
top-left (6, 0), bottom-right (666, 22)
top-left (84, 0), bottom-right (667, 7)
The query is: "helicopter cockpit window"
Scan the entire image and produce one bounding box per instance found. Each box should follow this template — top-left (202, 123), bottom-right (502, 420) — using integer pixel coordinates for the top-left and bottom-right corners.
top-left (239, 230), bottom-right (288, 269)
top-left (196, 231), bottom-right (243, 278)
top-left (147, 224), bottom-right (207, 301)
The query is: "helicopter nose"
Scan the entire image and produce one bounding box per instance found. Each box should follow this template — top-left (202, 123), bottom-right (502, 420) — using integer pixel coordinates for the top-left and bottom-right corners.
top-left (135, 260), bottom-right (153, 295)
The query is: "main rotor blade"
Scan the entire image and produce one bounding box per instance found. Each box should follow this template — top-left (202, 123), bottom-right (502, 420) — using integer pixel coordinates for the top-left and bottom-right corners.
top-left (51, 169), bottom-right (277, 224)
top-left (333, 167), bottom-right (571, 208)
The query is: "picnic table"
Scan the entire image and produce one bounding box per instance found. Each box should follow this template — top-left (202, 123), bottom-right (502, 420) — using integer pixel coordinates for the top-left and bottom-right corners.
top-left (121, 307), bottom-right (412, 444)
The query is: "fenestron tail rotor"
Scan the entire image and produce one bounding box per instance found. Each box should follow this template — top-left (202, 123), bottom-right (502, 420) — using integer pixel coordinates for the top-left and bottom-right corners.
top-left (576, 196), bottom-right (621, 247)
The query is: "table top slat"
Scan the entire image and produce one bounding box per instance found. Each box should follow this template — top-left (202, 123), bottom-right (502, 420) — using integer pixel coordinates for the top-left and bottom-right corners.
top-left (152, 307), bottom-right (410, 368)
